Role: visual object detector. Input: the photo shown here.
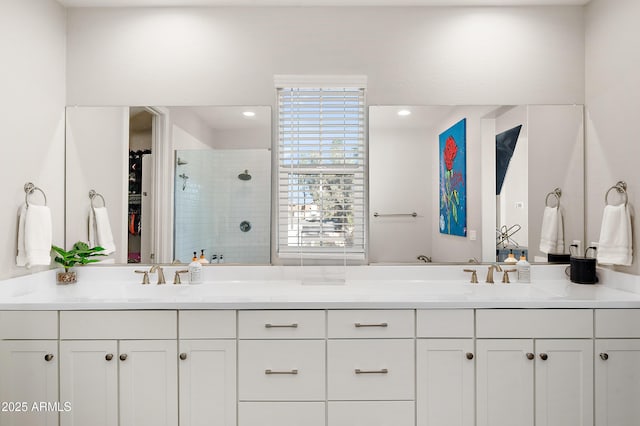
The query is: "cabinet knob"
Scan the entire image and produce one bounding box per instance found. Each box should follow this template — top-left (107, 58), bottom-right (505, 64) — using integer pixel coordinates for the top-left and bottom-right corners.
top-left (466, 352), bottom-right (474, 360)
top-left (105, 353), bottom-right (114, 361)
top-left (539, 353), bottom-right (548, 361)
top-left (44, 353), bottom-right (54, 362)
top-left (119, 354), bottom-right (128, 361)
top-left (600, 353), bottom-right (609, 361)
top-left (526, 352), bottom-right (535, 360)
top-left (179, 353), bottom-right (188, 360)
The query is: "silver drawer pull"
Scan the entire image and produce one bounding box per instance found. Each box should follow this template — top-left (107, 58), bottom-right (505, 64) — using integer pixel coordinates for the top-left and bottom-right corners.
top-left (265, 369), bottom-right (299, 375)
top-left (265, 323), bottom-right (299, 328)
top-left (355, 368), bottom-right (389, 374)
top-left (354, 322), bottom-right (388, 328)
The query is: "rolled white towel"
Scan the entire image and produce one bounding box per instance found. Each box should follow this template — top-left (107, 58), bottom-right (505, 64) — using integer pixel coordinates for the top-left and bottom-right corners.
top-left (597, 204), bottom-right (632, 266)
top-left (89, 207), bottom-right (116, 255)
top-left (539, 206), bottom-right (564, 254)
top-left (16, 204), bottom-right (52, 268)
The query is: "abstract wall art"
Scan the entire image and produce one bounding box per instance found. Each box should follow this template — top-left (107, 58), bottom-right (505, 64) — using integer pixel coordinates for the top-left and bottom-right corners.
top-left (439, 118), bottom-right (467, 237)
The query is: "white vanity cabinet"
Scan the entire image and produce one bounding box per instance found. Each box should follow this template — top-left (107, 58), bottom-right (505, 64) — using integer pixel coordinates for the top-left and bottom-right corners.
top-left (476, 309), bottom-right (594, 426)
top-left (594, 309), bottom-right (640, 426)
top-left (59, 311), bottom-right (178, 426)
top-left (178, 310), bottom-right (237, 426)
top-left (0, 311), bottom-right (59, 426)
top-left (237, 310), bottom-right (326, 426)
top-left (327, 310), bottom-right (415, 426)
top-left (416, 310), bottom-right (475, 426)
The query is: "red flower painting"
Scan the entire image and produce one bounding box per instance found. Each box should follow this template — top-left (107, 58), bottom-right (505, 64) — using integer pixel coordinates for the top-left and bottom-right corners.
top-left (444, 136), bottom-right (458, 171)
top-left (439, 119), bottom-right (467, 237)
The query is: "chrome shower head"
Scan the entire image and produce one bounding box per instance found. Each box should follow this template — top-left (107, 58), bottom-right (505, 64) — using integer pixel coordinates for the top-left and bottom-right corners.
top-left (176, 157), bottom-right (188, 166)
top-left (238, 170), bottom-right (252, 181)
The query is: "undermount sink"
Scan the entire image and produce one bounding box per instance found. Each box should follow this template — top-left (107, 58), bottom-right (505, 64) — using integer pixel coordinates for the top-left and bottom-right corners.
top-left (464, 282), bottom-right (562, 299)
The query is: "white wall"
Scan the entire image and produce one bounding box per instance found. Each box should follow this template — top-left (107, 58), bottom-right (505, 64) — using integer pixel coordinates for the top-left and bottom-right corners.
top-left (0, 0), bottom-right (66, 279)
top-left (65, 107), bottom-right (129, 264)
top-left (369, 126), bottom-right (432, 263)
top-left (496, 105), bottom-right (529, 248)
top-left (586, 0), bottom-right (640, 274)
top-left (527, 105), bottom-right (584, 261)
top-left (66, 7), bottom-right (585, 106)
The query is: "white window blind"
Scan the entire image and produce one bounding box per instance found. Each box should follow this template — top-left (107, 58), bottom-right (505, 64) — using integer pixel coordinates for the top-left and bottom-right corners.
top-left (277, 86), bottom-right (366, 257)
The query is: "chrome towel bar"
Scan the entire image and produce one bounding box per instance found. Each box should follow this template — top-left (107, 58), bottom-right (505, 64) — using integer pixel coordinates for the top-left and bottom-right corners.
top-left (373, 212), bottom-right (417, 218)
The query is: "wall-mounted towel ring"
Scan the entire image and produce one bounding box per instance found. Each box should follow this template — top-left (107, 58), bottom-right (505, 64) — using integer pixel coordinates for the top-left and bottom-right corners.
top-left (605, 181), bottom-right (628, 206)
top-left (545, 188), bottom-right (562, 208)
top-left (24, 182), bottom-right (47, 208)
top-left (89, 190), bottom-right (106, 208)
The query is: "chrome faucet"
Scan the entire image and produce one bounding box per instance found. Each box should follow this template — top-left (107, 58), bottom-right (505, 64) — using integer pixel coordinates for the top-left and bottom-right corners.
top-left (149, 265), bottom-right (166, 285)
top-left (417, 255), bottom-right (432, 263)
top-left (485, 264), bottom-right (503, 284)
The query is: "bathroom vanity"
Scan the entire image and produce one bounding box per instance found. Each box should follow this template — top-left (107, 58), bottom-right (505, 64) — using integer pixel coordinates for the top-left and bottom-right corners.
top-left (1, 265), bottom-right (640, 426)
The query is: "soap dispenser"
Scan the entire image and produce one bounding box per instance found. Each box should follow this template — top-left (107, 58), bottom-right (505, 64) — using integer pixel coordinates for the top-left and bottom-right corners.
top-left (188, 251), bottom-right (203, 284)
top-left (516, 254), bottom-right (531, 283)
top-left (199, 249), bottom-right (209, 264)
top-left (505, 249), bottom-right (517, 265)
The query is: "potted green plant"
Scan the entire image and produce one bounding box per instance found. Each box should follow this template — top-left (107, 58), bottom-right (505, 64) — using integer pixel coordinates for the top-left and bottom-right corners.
top-left (52, 241), bottom-right (106, 284)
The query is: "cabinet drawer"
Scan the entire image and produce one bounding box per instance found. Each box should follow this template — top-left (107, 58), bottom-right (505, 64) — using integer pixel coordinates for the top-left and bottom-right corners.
top-left (0, 311), bottom-right (58, 339)
top-left (417, 309), bottom-right (474, 337)
top-left (239, 310), bottom-right (325, 339)
top-left (60, 310), bottom-right (177, 339)
top-left (239, 402), bottom-right (325, 426)
top-left (476, 309), bottom-right (592, 338)
top-left (328, 310), bottom-right (414, 338)
top-left (179, 310), bottom-right (236, 338)
top-left (596, 309), bottom-right (640, 337)
top-left (328, 401), bottom-right (415, 426)
top-left (328, 339), bottom-right (414, 400)
top-left (238, 340), bottom-right (325, 400)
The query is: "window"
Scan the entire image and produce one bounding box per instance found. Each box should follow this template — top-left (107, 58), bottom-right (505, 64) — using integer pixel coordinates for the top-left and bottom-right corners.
top-left (276, 76), bottom-right (366, 259)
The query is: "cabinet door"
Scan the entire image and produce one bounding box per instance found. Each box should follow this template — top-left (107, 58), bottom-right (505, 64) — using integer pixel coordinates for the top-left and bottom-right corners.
top-left (0, 340), bottom-right (58, 426)
top-left (59, 340), bottom-right (118, 426)
top-left (535, 339), bottom-right (593, 426)
top-left (179, 339), bottom-right (236, 426)
top-left (595, 339), bottom-right (640, 426)
top-left (417, 339), bottom-right (474, 426)
top-left (476, 339), bottom-right (534, 426)
top-left (119, 340), bottom-right (178, 426)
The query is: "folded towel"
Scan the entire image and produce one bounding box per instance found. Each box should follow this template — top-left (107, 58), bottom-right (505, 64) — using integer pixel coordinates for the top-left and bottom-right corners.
top-left (539, 206), bottom-right (564, 254)
top-left (597, 204), bottom-right (632, 266)
top-left (89, 207), bottom-right (116, 255)
top-left (16, 204), bottom-right (52, 268)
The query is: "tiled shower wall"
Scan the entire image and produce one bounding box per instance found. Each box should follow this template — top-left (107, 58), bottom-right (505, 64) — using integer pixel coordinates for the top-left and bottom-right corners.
top-left (174, 149), bottom-right (271, 264)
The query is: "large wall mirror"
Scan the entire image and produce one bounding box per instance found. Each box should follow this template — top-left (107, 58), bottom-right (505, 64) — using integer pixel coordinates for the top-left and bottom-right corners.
top-left (65, 106), bottom-right (272, 265)
top-left (369, 105), bottom-right (584, 264)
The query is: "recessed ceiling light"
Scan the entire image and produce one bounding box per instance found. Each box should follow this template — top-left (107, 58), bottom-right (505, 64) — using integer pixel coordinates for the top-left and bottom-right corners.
top-left (242, 111), bottom-right (256, 117)
top-left (397, 109), bottom-right (411, 116)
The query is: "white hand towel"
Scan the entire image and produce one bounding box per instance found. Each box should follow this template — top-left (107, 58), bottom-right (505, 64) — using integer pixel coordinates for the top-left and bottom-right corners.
top-left (539, 206), bottom-right (564, 254)
top-left (597, 204), bottom-right (632, 266)
top-left (16, 204), bottom-right (52, 268)
top-left (89, 207), bottom-right (116, 255)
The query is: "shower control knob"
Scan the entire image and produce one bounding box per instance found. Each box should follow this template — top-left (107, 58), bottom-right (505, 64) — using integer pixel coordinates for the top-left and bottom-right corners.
top-left (240, 221), bottom-right (252, 232)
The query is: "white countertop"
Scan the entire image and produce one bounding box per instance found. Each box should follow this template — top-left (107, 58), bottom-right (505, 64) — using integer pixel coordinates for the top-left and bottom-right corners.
top-left (1, 264), bottom-right (640, 310)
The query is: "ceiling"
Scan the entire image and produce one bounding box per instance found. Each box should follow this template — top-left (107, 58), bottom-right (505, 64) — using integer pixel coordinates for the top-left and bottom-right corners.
top-left (58, 0), bottom-right (591, 7)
